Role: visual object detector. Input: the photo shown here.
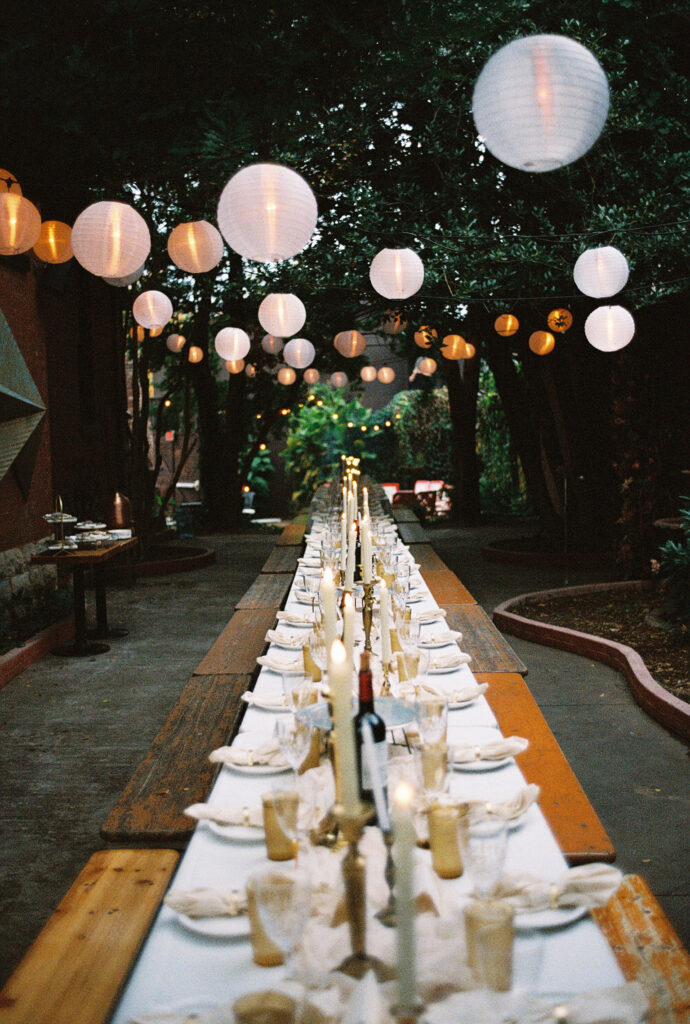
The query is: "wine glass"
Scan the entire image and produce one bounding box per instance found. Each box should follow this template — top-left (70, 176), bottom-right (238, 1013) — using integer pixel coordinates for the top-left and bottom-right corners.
top-left (308, 629), bottom-right (328, 676)
top-left (251, 863), bottom-right (311, 990)
top-left (283, 673), bottom-right (315, 712)
top-left (464, 807), bottom-right (508, 900)
top-left (414, 742), bottom-right (449, 799)
top-left (274, 715), bottom-right (312, 785)
top-left (415, 696), bottom-right (448, 745)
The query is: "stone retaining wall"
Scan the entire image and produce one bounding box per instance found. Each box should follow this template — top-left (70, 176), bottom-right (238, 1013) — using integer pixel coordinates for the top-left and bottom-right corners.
top-left (0, 539), bottom-right (59, 632)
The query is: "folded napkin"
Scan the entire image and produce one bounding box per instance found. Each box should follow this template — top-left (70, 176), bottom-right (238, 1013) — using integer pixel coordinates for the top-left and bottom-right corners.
top-left (418, 629), bottom-right (463, 647)
top-left (409, 680), bottom-right (488, 703)
top-left (257, 653), bottom-right (303, 673)
top-left (413, 608), bottom-right (447, 623)
top-left (208, 737), bottom-right (287, 767)
top-left (265, 629), bottom-right (305, 649)
top-left (493, 862), bottom-right (624, 911)
top-left (298, 556), bottom-right (321, 568)
top-left (277, 609), bottom-right (313, 626)
top-left (164, 887), bottom-right (247, 919)
top-left (294, 589), bottom-right (315, 604)
top-left (429, 650), bottom-right (473, 671)
top-left (483, 783), bottom-right (540, 821)
top-left (425, 983), bottom-right (648, 1024)
top-left (184, 802), bottom-right (264, 828)
top-left (451, 735), bottom-right (528, 763)
top-left (240, 691), bottom-right (289, 710)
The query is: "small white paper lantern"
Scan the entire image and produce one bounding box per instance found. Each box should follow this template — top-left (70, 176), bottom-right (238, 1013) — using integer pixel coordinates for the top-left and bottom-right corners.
top-left (361, 365), bottom-right (378, 382)
top-left (217, 163), bottom-right (318, 263)
top-left (303, 368), bottom-right (320, 384)
top-left (245, 362), bottom-right (257, 378)
top-left (215, 327), bottom-right (250, 361)
top-left (72, 200), bottom-right (151, 277)
top-left (0, 193), bottom-right (41, 255)
top-left (225, 358), bottom-right (245, 374)
top-left (585, 305), bottom-right (635, 352)
top-left (278, 365), bottom-right (297, 385)
top-left (188, 345), bottom-right (204, 363)
top-left (330, 371), bottom-right (348, 388)
top-left (103, 264), bottom-right (145, 287)
top-left (377, 366), bottom-right (396, 384)
top-left (283, 337), bottom-right (315, 369)
top-left (573, 246), bottom-right (629, 298)
top-left (168, 220), bottom-right (224, 273)
top-left (33, 221), bottom-right (73, 263)
top-left (369, 248), bottom-right (424, 300)
top-left (334, 330), bottom-right (366, 358)
top-left (261, 334), bottom-right (284, 355)
top-left (166, 333), bottom-right (186, 353)
top-left (417, 356), bottom-right (437, 376)
top-left (473, 35), bottom-right (609, 172)
top-left (258, 293), bottom-right (306, 337)
top-left (133, 290), bottom-right (173, 329)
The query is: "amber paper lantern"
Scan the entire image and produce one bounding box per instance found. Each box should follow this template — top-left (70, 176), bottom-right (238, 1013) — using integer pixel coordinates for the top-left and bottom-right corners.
top-left (0, 169), bottom-right (21, 195)
top-left (33, 221), bottom-right (73, 264)
top-left (72, 200), bottom-right (151, 277)
top-left (381, 310), bottom-right (408, 335)
top-left (441, 334), bottom-right (467, 360)
top-left (417, 356), bottom-right (437, 375)
top-left (128, 325), bottom-right (146, 343)
top-left (149, 327), bottom-right (163, 338)
top-left (166, 333), bottom-right (186, 353)
top-left (303, 368), bottom-right (320, 384)
top-left (168, 220), bottom-right (224, 273)
top-left (261, 334), bottom-right (284, 355)
top-left (258, 293), bottom-right (306, 337)
top-left (215, 327), bottom-right (250, 361)
top-left (278, 366), bottom-right (297, 385)
top-left (133, 290), bottom-right (173, 330)
top-left (377, 366), bottom-right (396, 384)
top-left (360, 365), bottom-right (377, 382)
top-left (414, 325), bottom-right (437, 349)
top-left (225, 358), bottom-right (245, 374)
top-left (330, 371), bottom-right (348, 388)
top-left (188, 346), bottom-right (204, 363)
top-left (547, 308), bottom-right (573, 333)
top-left (0, 193), bottom-right (41, 255)
top-left (245, 362), bottom-right (257, 378)
top-left (334, 330), bottom-right (366, 358)
top-left (464, 342), bottom-right (477, 359)
top-left (494, 313), bottom-right (519, 336)
top-left (529, 331), bottom-right (555, 355)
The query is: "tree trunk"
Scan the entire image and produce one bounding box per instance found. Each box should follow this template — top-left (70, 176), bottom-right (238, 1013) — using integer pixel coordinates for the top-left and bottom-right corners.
top-left (440, 352), bottom-right (481, 523)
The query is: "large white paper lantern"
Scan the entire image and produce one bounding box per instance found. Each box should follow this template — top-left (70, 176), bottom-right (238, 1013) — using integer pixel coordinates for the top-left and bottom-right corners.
top-left (283, 337), bottom-right (315, 369)
top-left (72, 200), bottom-right (151, 277)
top-left (166, 333), bottom-right (186, 353)
top-left (573, 246), bottom-right (629, 298)
top-left (133, 290), bottom-right (173, 329)
top-left (585, 305), bottom-right (635, 352)
top-left (168, 220), bottom-right (224, 273)
top-left (361, 365), bottom-right (378, 382)
top-left (330, 371), bottom-right (348, 388)
top-left (369, 248), bottom-right (424, 300)
top-left (258, 293), bottom-right (306, 337)
top-left (0, 193), bottom-right (41, 255)
top-left (261, 334), bottom-right (284, 355)
top-left (472, 35), bottom-right (609, 172)
top-left (277, 365), bottom-right (297, 385)
top-left (334, 330), bottom-right (366, 358)
top-left (215, 327), bottom-right (250, 361)
top-left (303, 368), bottom-right (320, 384)
top-left (33, 220), bottom-right (73, 263)
top-left (103, 264), bottom-right (145, 287)
top-left (377, 366), bottom-right (396, 384)
top-left (217, 163), bottom-right (318, 263)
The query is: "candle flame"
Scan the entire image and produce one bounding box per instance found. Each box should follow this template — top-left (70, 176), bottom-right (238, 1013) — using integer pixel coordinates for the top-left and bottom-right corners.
top-left (330, 639), bottom-right (346, 665)
top-left (394, 780), bottom-right (415, 808)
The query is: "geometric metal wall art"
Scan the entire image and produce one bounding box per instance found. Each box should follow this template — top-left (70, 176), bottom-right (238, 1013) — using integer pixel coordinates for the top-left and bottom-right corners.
top-left (0, 309), bottom-right (46, 498)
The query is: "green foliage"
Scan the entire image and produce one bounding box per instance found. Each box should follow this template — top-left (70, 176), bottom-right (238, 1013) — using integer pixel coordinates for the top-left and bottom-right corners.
top-left (246, 450), bottom-right (274, 498)
top-left (657, 501), bottom-right (690, 637)
top-left (476, 364), bottom-right (528, 516)
top-left (387, 390), bottom-right (454, 488)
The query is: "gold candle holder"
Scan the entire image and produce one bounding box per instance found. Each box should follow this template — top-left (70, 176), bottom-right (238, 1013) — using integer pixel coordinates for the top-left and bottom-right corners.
top-left (380, 661), bottom-right (393, 697)
top-left (375, 828), bottom-right (396, 927)
top-left (362, 581), bottom-right (374, 652)
top-left (333, 802), bottom-right (395, 982)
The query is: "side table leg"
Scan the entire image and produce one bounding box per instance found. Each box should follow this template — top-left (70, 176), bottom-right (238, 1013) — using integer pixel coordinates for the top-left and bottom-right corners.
top-left (91, 565), bottom-right (128, 640)
top-left (54, 566), bottom-right (110, 657)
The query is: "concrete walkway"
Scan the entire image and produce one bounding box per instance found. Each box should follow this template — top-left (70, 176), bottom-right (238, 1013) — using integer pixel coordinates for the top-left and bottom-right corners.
top-left (0, 521), bottom-right (687, 987)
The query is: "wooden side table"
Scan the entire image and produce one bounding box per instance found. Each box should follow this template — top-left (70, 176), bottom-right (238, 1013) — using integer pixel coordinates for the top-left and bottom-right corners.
top-left (32, 538), bottom-right (138, 656)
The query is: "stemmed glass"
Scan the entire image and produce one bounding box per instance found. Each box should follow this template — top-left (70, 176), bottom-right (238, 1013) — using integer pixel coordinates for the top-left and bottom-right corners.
top-left (251, 863), bottom-right (312, 1000)
top-left (307, 630), bottom-right (328, 679)
top-left (464, 807), bottom-right (508, 900)
top-left (274, 715), bottom-right (312, 786)
top-left (300, 572), bottom-right (321, 614)
top-left (415, 696), bottom-right (448, 745)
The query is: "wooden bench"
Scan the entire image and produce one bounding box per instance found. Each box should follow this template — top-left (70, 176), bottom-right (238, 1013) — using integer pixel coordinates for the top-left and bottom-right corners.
top-left (235, 572), bottom-right (292, 610)
top-left (193, 607), bottom-right (275, 676)
top-left (397, 520), bottom-right (428, 545)
top-left (477, 670), bottom-right (615, 864)
top-left (445, 604), bottom-right (528, 674)
top-left (101, 672), bottom-right (252, 846)
top-left (592, 874), bottom-right (690, 1024)
top-left (261, 545), bottom-right (302, 574)
top-left (0, 849), bottom-right (179, 1024)
top-left (276, 513), bottom-right (308, 547)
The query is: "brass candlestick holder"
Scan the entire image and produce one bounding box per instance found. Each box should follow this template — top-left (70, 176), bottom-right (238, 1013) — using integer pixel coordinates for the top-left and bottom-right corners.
top-left (362, 581), bottom-right (374, 652)
top-left (381, 660), bottom-right (393, 697)
top-left (375, 828), bottom-right (396, 927)
top-left (333, 802), bottom-right (395, 983)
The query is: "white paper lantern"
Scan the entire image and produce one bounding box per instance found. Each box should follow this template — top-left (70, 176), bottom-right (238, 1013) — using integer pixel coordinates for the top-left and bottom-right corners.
top-left (369, 248), bottom-right (424, 300)
top-left (283, 337), bottom-right (315, 369)
top-left (417, 356), bottom-right (437, 376)
top-left (574, 246), bottom-right (629, 298)
top-left (472, 35), bottom-right (609, 172)
top-left (334, 330), bottom-right (366, 358)
top-left (261, 334), bottom-right (284, 355)
top-left (0, 193), bottom-right (41, 255)
top-left (330, 371), bottom-right (348, 388)
top-left (360, 365), bottom-right (377, 382)
top-left (225, 358), bottom-right (245, 374)
top-left (278, 365), bottom-right (297, 385)
top-left (217, 163), bottom-right (318, 263)
top-left (377, 366), bottom-right (396, 384)
top-left (33, 221), bottom-right (73, 264)
top-left (166, 333), bottom-right (186, 353)
top-left (133, 290), bottom-right (173, 329)
top-left (215, 327), bottom-right (250, 361)
top-left (245, 362), bottom-right (257, 378)
top-left (258, 293), bottom-right (306, 337)
top-left (303, 368), bottom-right (320, 384)
top-left (168, 220), bottom-right (224, 273)
top-left (72, 200), bottom-right (151, 277)
top-left (103, 264), bottom-right (145, 287)
top-left (188, 346), bottom-right (204, 363)
top-left (585, 305), bottom-right (635, 352)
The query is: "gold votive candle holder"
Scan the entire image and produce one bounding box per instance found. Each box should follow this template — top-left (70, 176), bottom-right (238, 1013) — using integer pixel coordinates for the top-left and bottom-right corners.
top-left (427, 802), bottom-right (468, 879)
top-left (245, 877), bottom-right (284, 966)
top-left (262, 790), bottom-right (298, 861)
top-left (464, 899), bottom-right (515, 991)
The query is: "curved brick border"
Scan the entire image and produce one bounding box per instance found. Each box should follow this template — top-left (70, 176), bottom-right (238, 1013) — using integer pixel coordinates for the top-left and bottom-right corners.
top-left (0, 616), bottom-right (75, 691)
top-left (493, 580), bottom-right (690, 743)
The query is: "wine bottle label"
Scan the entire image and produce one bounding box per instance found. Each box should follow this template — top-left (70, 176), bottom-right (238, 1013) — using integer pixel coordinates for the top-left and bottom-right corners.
top-left (361, 738), bottom-right (388, 790)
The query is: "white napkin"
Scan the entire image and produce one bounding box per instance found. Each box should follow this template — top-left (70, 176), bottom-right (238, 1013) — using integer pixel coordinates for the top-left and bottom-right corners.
top-left (208, 737), bottom-right (287, 766)
top-left (277, 609), bottom-right (314, 626)
top-left (451, 735), bottom-right (528, 763)
top-left (265, 629), bottom-right (305, 649)
top-left (240, 691), bottom-right (289, 710)
top-left (403, 680), bottom-right (488, 703)
top-left (418, 629), bottom-right (463, 647)
top-left (493, 863), bottom-right (624, 911)
top-left (413, 608), bottom-right (447, 623)
top-left (298, 556), bottom-right (321, 568)
top-left (183, 802), bottom-right (263, 828)
top-left (257, 653), bottom-right (303, 672)
top-left (164, 887), bottom-right (247, 918)
top-left (484, 783), bottom-right (540, 821)
top-left (425, 983), bottom-right (648, 1024)
top-left (429, 650), bottom-right (473, 671)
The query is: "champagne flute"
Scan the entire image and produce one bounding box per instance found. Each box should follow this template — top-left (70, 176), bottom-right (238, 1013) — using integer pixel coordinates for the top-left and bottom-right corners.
top-left (251, 863), bottom-right (311, 1002)
top-left (274, 715), bottom-right (312, 786)
top-left (464, 807), bottom-right (508, 900)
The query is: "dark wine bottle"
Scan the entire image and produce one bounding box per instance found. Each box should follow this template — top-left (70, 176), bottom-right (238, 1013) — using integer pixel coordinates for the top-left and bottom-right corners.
top-left (354, 651), bottom-right (388, 819)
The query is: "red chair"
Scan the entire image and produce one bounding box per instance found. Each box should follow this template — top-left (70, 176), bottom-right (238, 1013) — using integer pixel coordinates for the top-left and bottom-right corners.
top-left (381, 482), bottom-right (400, 502)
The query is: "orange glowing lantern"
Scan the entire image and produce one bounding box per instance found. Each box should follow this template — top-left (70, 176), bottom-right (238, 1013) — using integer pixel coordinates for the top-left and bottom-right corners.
top-left (494, 313), bottom-right (519, 336)
top-left (414, 325), bottom-right (437, 348)
top-left (33, 220), bottom-right (73, 263)
top-left (441, 334), bottom-right (467, 360)
top-left (547, 308), bottom-right (573, 333)
top-left (188, 346), bottom-right (204, 363)
top-left (529, 331), bottom-right (555, 355)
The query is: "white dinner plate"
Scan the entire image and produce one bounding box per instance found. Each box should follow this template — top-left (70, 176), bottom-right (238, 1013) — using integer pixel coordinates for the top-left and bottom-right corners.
top-left (447, 692), bottom-right (482, 710)
top-left (428, 658), bottom-right (471, 675)
top-left (207, 819), bottom-right (265, 843)
top-left (223, 759), bottom-right (290, 775)
top-left (267, 635), bottom-right (304, 650)
top-left (418, 636), bottom-right (457, 649)
top-left (514, 905), bottom-right (588, 931)
top-left (453, 755), bottom-right (512, 772)
top-left (174, 909), bottom-right (251, 940)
